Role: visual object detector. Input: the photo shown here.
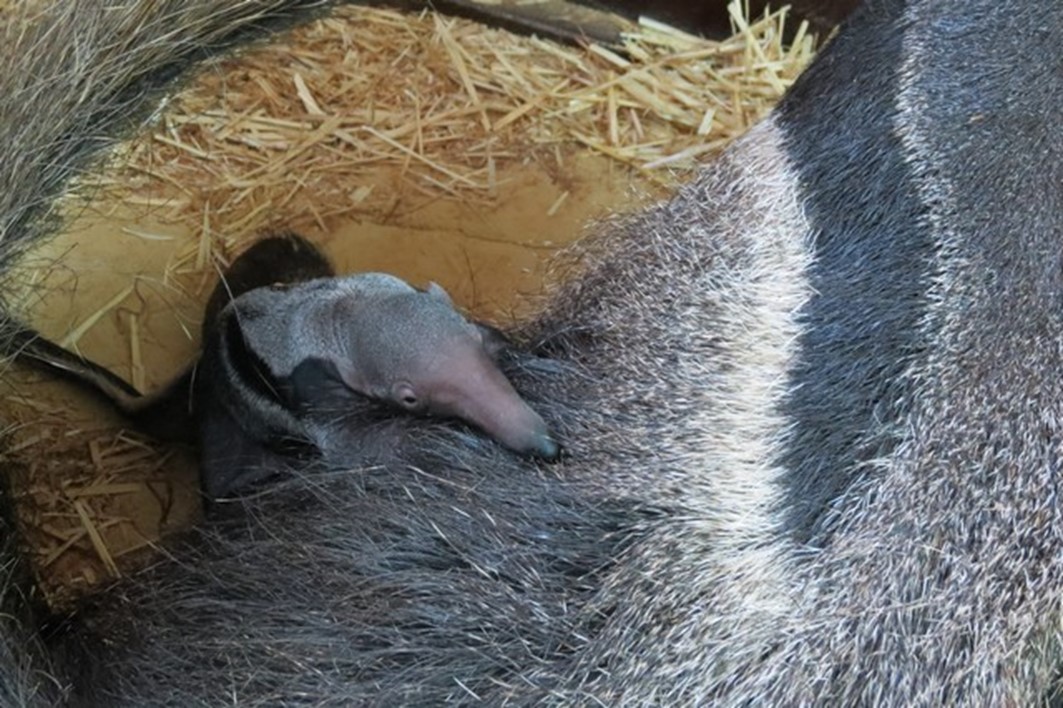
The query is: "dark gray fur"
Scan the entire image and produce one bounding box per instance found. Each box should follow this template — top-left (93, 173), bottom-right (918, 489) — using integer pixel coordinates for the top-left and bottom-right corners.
top-left (773, 1), bottom-right (933, 539)
top-left (0, 0), bottom-right (1059, 706)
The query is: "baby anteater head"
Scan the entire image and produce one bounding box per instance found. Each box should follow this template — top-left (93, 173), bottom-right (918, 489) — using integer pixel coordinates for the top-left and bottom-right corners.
top-left (329, 279), bottom-right (560, 460)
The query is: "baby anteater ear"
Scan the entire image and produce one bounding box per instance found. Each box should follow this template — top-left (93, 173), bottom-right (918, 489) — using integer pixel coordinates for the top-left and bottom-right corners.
top-left (475, 322), bottom-right (511, 361)
top-left (423, 281), bottom-right (510, 359)
top-left (424, 281), bottom-right (454, 307)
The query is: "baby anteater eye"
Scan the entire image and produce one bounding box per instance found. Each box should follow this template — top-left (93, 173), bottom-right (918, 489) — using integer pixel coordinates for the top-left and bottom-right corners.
top-left (393, 382), bottom-right (421, 411)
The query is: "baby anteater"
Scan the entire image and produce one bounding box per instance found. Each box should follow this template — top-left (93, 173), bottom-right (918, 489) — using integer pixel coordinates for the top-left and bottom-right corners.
top-left (9, 234), bottom-right (559, 498)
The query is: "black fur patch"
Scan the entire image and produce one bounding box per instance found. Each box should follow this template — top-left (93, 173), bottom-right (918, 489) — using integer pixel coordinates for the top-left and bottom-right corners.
top-left (221, 312), bottom-right (287, 411)
top-left (774, 0), bottom-right (932, 540)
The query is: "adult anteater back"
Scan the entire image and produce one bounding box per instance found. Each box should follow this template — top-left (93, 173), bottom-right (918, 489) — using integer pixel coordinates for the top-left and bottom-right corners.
top-left (0, 0), bottom-right (1059, 706)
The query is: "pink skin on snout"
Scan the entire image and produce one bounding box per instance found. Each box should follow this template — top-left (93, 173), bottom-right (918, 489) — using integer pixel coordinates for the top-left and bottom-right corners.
top-left (394, 343), bottom-right (559, 460)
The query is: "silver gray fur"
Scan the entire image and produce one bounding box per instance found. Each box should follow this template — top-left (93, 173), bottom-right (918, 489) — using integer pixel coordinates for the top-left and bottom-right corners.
top-left (229, 273), bottom-right (420, 383)
top-left (0, 0), bottom-right (1059, 706)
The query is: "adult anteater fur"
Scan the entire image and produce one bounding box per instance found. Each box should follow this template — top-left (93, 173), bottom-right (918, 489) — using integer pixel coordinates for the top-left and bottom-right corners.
top-left (0, 0), bottom-right (1060, 705)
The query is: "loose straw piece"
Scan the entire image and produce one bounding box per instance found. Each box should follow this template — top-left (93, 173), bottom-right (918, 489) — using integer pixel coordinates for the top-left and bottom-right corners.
top-left (73, 500), bottom-right (120, 578)
top-left (58, 284), bottom-right (135, 349)
top-left (293, 72), bottom-right (326, 115)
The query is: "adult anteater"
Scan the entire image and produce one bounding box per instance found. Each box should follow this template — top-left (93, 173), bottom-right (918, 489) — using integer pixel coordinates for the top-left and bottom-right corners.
top-left (0, 0), bottom-right (1059, 705)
